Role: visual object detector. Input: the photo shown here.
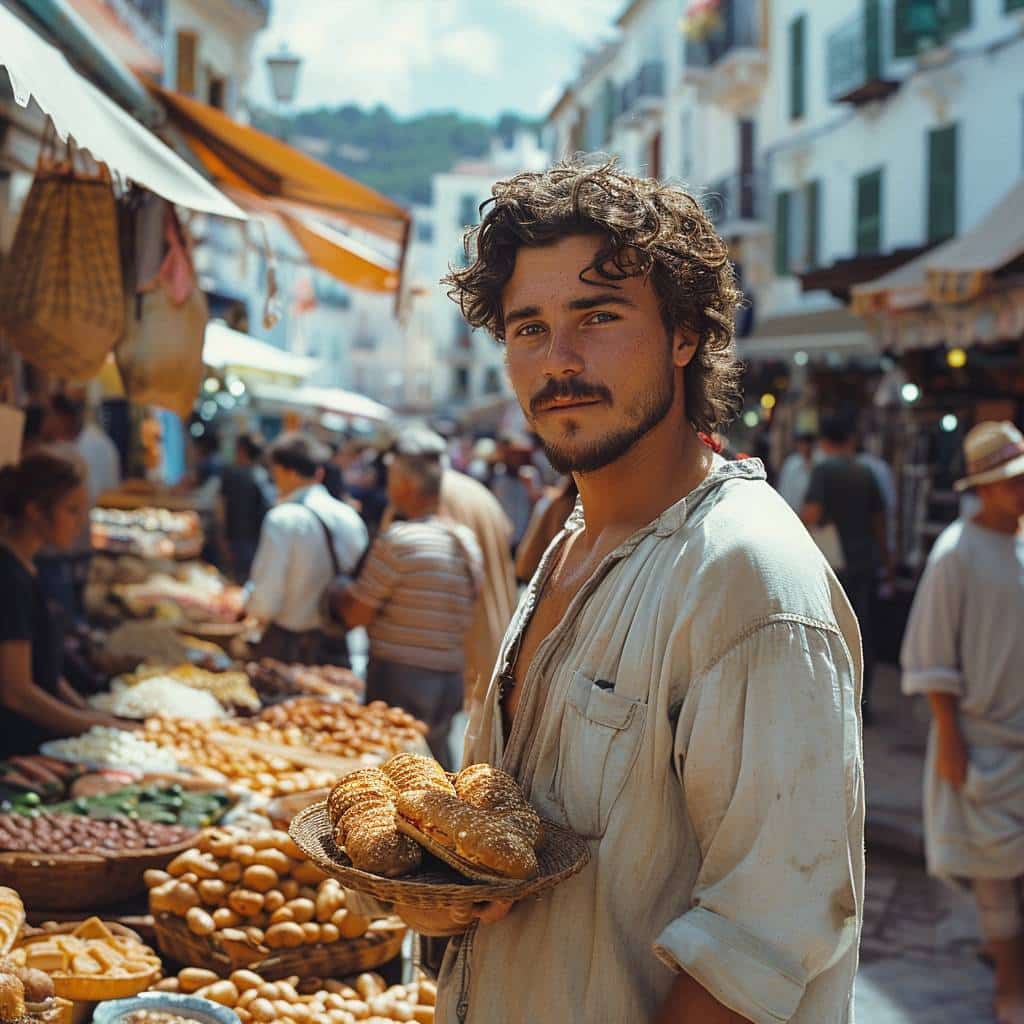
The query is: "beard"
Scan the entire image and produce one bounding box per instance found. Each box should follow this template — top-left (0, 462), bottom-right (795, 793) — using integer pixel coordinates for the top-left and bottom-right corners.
top-left (534, 368), bottom-right (676, 475)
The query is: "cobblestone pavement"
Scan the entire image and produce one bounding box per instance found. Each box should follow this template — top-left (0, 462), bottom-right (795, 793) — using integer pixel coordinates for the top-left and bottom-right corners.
top-left (855, 843), bottom-right (995, 1021)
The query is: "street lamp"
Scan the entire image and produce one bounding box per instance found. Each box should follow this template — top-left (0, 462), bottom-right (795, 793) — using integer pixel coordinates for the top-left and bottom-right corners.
top-left (266, 46), bottom-right (302, 105)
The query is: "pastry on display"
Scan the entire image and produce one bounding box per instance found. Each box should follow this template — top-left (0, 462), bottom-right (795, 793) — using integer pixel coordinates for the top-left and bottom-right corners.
top-left (8, 918), bottom-right (161, 1000)
top-left (326, 771), bottom-right (421, 878)
top-left (381, 754), bottom-right (455, 796)
top-left (0, 889), bottom-right (24, 956)
top-left (395, 790), bottom-right (539, 880)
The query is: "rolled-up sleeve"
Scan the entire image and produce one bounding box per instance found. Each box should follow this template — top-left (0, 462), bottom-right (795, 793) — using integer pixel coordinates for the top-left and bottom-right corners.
top-left (900, 545), bottom-right (964, 697)
top-left (654, 618), bottom-right (861, 1024)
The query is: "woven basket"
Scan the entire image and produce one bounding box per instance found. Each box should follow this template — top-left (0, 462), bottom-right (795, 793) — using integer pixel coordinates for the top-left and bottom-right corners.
top-left (289, 801), bottom-right (590, 911)
top-left (0, 836), bottom-right (196, 911)
top-left (152, 913), bottom-right (406, 981)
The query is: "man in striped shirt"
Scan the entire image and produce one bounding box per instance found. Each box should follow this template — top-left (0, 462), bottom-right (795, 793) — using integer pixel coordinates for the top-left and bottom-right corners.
top-left (333, 428), bottom-right (483, 768)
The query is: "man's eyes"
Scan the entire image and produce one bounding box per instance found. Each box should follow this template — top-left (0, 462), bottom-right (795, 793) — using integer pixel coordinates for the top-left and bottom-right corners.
top-left (514, 312), bottom-right (619, 337)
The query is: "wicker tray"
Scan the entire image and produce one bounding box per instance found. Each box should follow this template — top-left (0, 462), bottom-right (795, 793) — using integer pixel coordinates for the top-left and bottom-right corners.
top-left (0, 836), bottom-right (197, 910)
top-left (153, 912), bottom-right (406, 981)
top-left (289, 801), bottom-right (590, 911)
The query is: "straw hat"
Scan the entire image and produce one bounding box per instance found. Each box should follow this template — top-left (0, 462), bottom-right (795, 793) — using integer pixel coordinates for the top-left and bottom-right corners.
top-left (954, 421), bottom-right (1024, 491)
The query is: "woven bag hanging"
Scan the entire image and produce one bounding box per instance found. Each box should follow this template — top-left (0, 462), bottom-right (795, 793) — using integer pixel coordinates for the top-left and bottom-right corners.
top-left (0, 126), bottom-right (124, 380)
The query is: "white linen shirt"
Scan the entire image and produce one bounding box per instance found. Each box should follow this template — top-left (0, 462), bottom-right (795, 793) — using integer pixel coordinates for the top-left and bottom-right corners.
top-left (436, 458), bottom-right (865, 1024)
top-left (246, 483), bottom-right (367, 632)
top-left (900, 519), bottom-right (1024, 880)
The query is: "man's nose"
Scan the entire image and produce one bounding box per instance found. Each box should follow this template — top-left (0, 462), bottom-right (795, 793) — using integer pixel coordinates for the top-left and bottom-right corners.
top-left (542, 325), bottom-right (585, 378)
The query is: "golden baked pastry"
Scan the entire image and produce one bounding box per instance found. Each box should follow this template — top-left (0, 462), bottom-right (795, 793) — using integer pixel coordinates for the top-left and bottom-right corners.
top-left (327, 769), bottom-right (421, 878)
top-left (454, 764), bottom-right (544, 850)
top-left (381, 753), bottom-right (455, 796)
top-left (0, 969), bottom-right (25, 1021)
top-left (395, 791), bottom-right (539, 880)
top-left (9, 918), bottom-right (160, 1001)
top-left (0, 888), bottom-right (24, 957)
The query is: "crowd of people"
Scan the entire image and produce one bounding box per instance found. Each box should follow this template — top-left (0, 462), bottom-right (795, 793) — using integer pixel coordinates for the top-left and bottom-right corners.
top-left (0, 158), bottom-right (1022, 1023)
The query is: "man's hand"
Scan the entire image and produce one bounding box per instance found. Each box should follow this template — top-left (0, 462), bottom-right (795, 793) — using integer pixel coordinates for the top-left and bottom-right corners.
top-left (935, 723), bottom-right (969, 790)
top-left (394, 900), bottom-right (512, 937)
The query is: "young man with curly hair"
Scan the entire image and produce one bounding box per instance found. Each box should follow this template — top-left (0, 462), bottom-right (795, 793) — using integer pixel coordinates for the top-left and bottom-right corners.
top-left (386, 160), bottom-right (865, 1023)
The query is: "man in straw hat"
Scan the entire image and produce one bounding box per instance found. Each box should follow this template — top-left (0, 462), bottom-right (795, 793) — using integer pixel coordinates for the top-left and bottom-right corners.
top-left (901, 421), bottom-right (1024, 1024)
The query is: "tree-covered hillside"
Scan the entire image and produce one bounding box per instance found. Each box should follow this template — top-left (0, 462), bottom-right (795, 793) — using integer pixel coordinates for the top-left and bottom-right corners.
top-left (252, 106), bottom-right (536, 205)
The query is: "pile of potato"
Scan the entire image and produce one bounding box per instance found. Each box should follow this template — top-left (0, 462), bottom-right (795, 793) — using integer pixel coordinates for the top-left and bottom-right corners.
top-left (141, 720), bottom-right (338, 797)
top-left (256, 699), bottom-right (427, 759)
top-left (145, 827), bottom-right (384, 956)
top-left (152, 968), bottom-right (435, 1023)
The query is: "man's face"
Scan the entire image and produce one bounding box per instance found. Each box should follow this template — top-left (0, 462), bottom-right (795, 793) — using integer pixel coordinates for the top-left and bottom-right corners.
top-left (979, 474), bottom-right (1024, 520)
top-left (501, 234), bottom-right (690, 476)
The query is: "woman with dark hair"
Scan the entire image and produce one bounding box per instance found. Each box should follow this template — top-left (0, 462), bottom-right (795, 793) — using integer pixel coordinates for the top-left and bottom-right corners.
top-left (0, 453), bottom-right (133, 756)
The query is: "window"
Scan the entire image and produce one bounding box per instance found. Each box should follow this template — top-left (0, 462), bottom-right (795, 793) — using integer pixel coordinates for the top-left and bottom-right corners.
top-left (457, 194), bottom-right (478, 227)
top-left (789, 15), bottom-right (806, 120)
top-left (175, 30), bottom-right (198, 95)
top-left (774, 181), bottom-right (821, 276)
top-left (893, 0), bottom-right (972, 58)
top-left (452, 367), bottom-right (470, 401)
top-left (483, 367), bottom-right (502, 394)
top-left (1008, 0), bottom-right (1024, 10)
top-left (207, 75), bottom-right (225, 110)
top-left (602, 79), bottom-right (617, 145)
top-left (774, 191), bottom-right (791, 275)
top-left (415, 221), bottom-right (434, 243)
top-left (927, 123), bottom-right (958, 242)
top-left (855, 168), bottom-right (884, 255)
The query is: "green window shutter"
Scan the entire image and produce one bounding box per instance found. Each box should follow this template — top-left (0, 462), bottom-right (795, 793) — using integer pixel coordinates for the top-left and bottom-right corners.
top-left (1007, 0), bottom-right (1024, 11)
top-left (602, 80), bottom-right (616, 144)
top-left (805, 180), bottom-right (821, 269)
top-left (855, 169), bottom-right (883, 255)
top-left (942, 0), bottom-right (972, 35)
top-left (893, 0), bottom-right (940, 57)
top-left (789, 16), bottom-right (806, 120)
top-left (775, 191), bottom-right (792, 275)
top-left (927, 123), bottom-right (958, 242)
top-left (864, 0), bottom-right (883, 80)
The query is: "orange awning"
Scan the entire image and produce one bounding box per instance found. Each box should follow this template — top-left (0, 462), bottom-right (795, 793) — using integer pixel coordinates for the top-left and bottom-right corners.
top-left (150, 84), bottom-right (409, 245)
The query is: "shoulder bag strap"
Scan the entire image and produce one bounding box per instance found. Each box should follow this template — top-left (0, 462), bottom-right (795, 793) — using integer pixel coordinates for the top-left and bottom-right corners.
top-left (303, 502), bottom-right (342, 577)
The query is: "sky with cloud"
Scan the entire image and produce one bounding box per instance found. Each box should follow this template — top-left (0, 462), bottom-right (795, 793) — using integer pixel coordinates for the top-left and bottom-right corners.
top-left (250, 0), bottom-right (623, 119)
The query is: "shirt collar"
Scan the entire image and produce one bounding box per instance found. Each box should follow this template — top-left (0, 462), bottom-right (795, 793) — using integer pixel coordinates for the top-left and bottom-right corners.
top-left (565, 456), bottom-right (767, 549)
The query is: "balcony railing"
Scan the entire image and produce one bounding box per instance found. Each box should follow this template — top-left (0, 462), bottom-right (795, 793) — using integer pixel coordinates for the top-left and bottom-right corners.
top-left (684, 0), bottom-right (762, 70)
top-left (705, 171), bottom-right (766, 228)
top-left (827, 1), bottom-right (900, 105)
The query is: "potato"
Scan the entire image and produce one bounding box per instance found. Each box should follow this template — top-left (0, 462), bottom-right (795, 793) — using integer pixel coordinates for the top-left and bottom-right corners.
top-left (231, 843), bottom-right (257, 865)
top-left (198, 879), bottom-right (230, 907)
top-left (417, 979), bottom-right (437, 1006)
top-left (231, 969), bottom-right (264, 993)
top-left (265, 922), bottom-right (306, 949)
top-left (279, 879), bottom-right (301, 901)
top-left (153, 977), bottom-right (181, 992)
top-left (179, 967), bottom-right (220, 993)
top-left (292, 861), bottom-right (327, 885)
top-left (286, 898), bottom-right (316, 925)
top-left (355, 973), bottom-right (385, 1000)
top-left (301, 922), bottom-right (321, 943)
top-left (249, 998), bottom-right (276, 1022)
top-left (319, 923), bottom-right (340, 944)
top-left (253, 848), bottom-right (293, 875)
top-left (337, 910), bottom-right (371, 940)
top-left (257, 983), bottom-right (281, 1000)
top-left (263, 890), bottom-right (286, 913)
top-left (412, 1007), bottom-right (434, 1023)
top-left (186, 906), bottom-right (217, 937)
top-left (243, 865), bottom-right (279, 893)
top-left (228, 889), bottom-right (265, 917)
top-left (168, 881), bottom-right (201, 916)
top-left (198, 979), bottom-right (240, 1006)
top-left (144, 869), bottom-right (171, 889)
top-left (219, 860), bottom-right (243, 883)
top-left (212, 907), bottom-right (242, 929)
top-left (270, 906), bottom-right (295, 924)
top-left (245, 926), bottom-right (266, 946)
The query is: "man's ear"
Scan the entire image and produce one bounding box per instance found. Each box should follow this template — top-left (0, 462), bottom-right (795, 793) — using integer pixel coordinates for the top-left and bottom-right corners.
top-left (672, 327), bottom-right (699, 369)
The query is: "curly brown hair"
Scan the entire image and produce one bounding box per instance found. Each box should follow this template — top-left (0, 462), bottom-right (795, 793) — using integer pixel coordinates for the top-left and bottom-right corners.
top-left (444, 157), bottom-right (745, 433)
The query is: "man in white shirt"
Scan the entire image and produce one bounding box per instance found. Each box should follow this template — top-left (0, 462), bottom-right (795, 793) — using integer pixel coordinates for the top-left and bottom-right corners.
top-left (246, 433), bottom-right (367, 665)
top-left (381, 159), bottom-right (864, 1023)
top-left (75, 417), bottom-right (121, 505)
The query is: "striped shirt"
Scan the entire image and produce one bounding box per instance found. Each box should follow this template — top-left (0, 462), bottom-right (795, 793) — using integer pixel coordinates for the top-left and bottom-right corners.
top-left (348, 516), bottom-right (483, 672)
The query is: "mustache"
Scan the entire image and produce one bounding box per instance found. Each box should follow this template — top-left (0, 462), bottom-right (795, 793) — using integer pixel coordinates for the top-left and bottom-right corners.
top-left (529, 378), bottom-right (613, 416)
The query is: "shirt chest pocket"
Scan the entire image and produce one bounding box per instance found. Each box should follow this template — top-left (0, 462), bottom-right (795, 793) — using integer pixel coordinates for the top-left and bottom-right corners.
top-left (548, 670), bottom-right (648, 839)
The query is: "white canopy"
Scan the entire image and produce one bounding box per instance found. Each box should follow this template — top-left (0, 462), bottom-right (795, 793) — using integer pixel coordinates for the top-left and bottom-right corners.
top-left (253, 382), bottom-right (393, 424)
top-left (203, 321), bottom-right (317, 380)
top-left (0, 4), bottom-right (245, 219)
